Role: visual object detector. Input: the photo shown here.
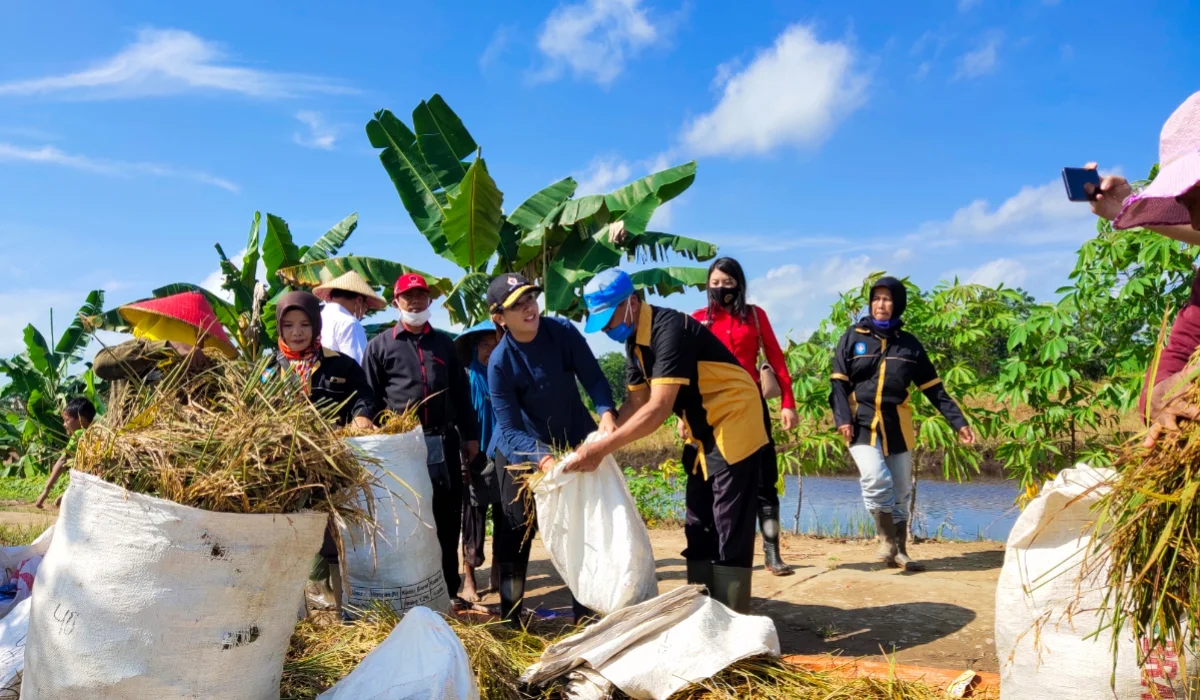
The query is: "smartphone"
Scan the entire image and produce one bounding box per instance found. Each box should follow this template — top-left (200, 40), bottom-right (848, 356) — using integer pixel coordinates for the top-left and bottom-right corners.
top-left (1062, 167), bottom-right (1102, 202)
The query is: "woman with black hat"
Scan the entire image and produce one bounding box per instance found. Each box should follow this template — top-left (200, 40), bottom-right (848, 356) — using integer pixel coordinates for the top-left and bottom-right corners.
top-left (485, 273), bottom-right (616, 626)
top-left (269, 291), bottom-right (376, 614)
top-left (829, 277), bottom-right (974, 571)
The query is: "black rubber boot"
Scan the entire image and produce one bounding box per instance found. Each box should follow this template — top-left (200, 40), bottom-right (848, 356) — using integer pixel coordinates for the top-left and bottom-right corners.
top-left (686, 559), bottom-right (714, 591)
top-left (710, 564), bottom-right (753, 614)
top-left (498, 563), bottom-right (527, 628)
top-left (893, 521), bottom-right (926, 572)
top-left (759, 506), bottom-right (794, 576)
top-left (872, 511), bottom-right (899, 567)
top-left (572, 598), bottom-right (599, 626)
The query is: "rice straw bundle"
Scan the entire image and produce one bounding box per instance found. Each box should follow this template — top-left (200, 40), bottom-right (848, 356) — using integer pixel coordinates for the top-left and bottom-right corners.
top-left (338, 409), bottom-right (421, 438)
top-left (1082, 351), bottom-right (1200, 673)
top-left (73, 357), bottom-right (373, 519)
top-left (281, 610), bottom-right (956, 700)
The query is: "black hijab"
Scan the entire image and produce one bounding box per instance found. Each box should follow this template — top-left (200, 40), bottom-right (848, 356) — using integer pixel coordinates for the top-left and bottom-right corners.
top-left (863, 276), bottom-right (907, 335)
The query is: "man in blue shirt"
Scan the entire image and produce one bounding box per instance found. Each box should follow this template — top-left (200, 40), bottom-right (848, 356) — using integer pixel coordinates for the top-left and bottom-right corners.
top-left (486, 273), bottom-right (616, 625)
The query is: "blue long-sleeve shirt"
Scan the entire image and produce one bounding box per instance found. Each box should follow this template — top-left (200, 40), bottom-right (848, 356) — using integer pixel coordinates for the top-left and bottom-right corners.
top-left (488, 316), bottom-right (615, 465)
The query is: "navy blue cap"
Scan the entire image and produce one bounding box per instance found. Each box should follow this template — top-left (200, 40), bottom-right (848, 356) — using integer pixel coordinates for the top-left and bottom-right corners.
top-left (583, 268), bottom-right (635, 333)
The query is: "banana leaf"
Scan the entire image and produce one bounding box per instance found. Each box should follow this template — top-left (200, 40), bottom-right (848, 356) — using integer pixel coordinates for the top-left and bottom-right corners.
top-left (367, 109), bottom-right (448, 250)
top-left (442, 158), bottom-right (504, 272)
top-left (263, 214), bottom-right (301, 295)
top-left (443, 272), bottom-right (492, 327)
top-left (300, 213), bottom-right (359, 264)
top-left (241, 212), bottom-right (261, 291)
top-left (623, 231), bottom-right (717, 263)
top-left (54, 290), bottom-right (105, 374)
top-left (507, 177), bottom-right (577, 230)
top-left (630, 266), bottom-right (709, 297)
top-left (22, 326), bottom-right (54, 382)
top-left (215, 243), bottom-right (254, 313)
top-left (412, 96), bottom-right (476, 191)
top-left (605, 161), bottom-right (696, 217)
top-left (276, 256), bottom-right (453, 301)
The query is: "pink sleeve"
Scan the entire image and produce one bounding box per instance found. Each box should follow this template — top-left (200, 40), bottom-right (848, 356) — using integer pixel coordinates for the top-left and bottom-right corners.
top-left (755, 307), bottom-right (795, 410)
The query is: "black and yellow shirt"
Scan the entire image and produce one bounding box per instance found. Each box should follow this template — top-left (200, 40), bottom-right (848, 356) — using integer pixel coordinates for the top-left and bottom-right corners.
top-left (829, 320), bottom-right (968, 456)
top-left (625, 303), bottom-right (767, 478)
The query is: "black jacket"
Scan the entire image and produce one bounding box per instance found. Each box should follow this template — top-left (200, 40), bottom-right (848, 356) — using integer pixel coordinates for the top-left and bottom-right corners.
top-left (270, 348), bottom-right (375, 426)
top-left (829, 320), bottom-right (968, 456)
top-left (362, 325), bottom-right (479, 442)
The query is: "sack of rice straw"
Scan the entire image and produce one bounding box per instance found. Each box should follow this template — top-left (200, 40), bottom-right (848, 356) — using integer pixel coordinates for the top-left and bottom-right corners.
top-left (21, 472), bottom-right (325, 700)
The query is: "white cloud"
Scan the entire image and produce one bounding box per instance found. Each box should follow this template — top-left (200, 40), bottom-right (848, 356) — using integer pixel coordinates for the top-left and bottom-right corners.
top-left (0, 28), bottom-right (353, 100)
top-left (965, 258), bottom-right (1028, 288)
top-left (574, 155), bottom-right (633, 195)
top-left (893, 247), bottom-right (914, 263)
top-left (748, 255), bottom-right (875, 338)
top-left (0, 142), bottom-right (238, 192)
top-left (533, 0), bottom-right (659, 85)
top-left (681, 24), bottom-right (868, 157)
top-left (292, 111), bottom-right (337, 150)
top-left (954, 33), bottom-right (1002, 80)
top-left (706, 233), bottom-right (849, 253)
top-left (931, 180), bottom-right (1091, 242)
top-left (914, 61), bottom-right (932, 80)
top-left (480, 25), bottom-right (516, 69)
top-left (958, 0), bottom-right (982, 10)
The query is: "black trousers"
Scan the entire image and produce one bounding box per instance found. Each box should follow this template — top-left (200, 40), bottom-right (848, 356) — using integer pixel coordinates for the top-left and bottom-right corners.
top-left (462, 500), bottom-right (500, 568)
top-left (682, 444), bottom-right (762, 568)
top-left (493, 452), bottom-right (536, 570)
top-left (432, 432), bottom-right (464, 597)
top-left (758, 398), bottom-right (781, 510)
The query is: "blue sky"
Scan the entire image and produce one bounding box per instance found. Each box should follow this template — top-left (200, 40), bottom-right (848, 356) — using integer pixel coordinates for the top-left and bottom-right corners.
top-left (1, 0), bottom-right (1197, 358)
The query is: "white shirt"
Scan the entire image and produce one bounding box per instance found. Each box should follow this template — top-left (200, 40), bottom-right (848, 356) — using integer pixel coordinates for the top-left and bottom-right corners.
top-left (320, 302), bottom-right (368, 365)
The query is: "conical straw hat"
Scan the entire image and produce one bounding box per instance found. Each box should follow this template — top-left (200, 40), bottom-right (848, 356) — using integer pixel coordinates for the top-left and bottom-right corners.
top-left (313, 271), bottom-right (388, 311)
top-left (118, 292), bottom-right (237, 359)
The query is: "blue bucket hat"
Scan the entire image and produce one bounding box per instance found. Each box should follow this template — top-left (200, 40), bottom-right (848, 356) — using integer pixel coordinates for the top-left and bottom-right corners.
top-left (454, 320), bottom-right (496, 364)
top-left (583, 268), bottom-right (635, 333)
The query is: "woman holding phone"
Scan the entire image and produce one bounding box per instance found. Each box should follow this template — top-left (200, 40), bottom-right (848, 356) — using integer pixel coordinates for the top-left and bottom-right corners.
top-left (829, 277), bottom-right (974, 571)
top-left (691, 257), bottom-right (798, 576)
top-left (485, 273), bottom-right (617, 626)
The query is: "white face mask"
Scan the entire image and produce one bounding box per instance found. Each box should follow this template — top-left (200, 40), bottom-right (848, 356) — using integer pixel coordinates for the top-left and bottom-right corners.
top-left (399, 308), bottom-right (432, 326)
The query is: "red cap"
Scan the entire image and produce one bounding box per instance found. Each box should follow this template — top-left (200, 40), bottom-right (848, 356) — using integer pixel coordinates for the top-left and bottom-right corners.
top-left (393, 273), bottom-right (429, 297)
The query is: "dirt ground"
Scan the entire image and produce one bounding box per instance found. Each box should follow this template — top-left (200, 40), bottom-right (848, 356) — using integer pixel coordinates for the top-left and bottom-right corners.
top-left (3, 507), bottom-right (1004, 674)
top-left (488, 528), bottom-right (1005, 674)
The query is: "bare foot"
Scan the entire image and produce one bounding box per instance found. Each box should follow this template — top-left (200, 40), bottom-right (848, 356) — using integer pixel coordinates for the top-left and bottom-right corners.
top-left (460, 570), bottom-right (480, 603)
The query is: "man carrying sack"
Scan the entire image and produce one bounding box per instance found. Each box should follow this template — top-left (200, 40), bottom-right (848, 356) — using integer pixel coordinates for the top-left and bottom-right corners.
top-left (362, 272), bottom-right (480, 608)
top-left (573, 268), bottom-right (767, 614)
top-left (313, 270), bottom-right (387, 366)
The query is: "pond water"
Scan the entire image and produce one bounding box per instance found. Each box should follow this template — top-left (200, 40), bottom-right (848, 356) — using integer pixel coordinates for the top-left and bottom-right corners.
top-left (778, 475), bottom-right (1021, 543)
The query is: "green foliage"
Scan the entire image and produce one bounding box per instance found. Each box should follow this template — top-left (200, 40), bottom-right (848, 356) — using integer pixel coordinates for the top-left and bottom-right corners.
top-left (0, 474), bottom-right (69, 504)
top-left (623, 464), bottom-right (684, 525)
top-left (599, 352), bottom-right (628, 405)
top-left (369, 95), bottom-right (718, 326)
top-left (0, 292), bottom-right (105, 476)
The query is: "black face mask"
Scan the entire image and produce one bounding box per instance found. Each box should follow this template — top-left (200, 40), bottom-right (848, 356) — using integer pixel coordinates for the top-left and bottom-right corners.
top-left (709, 286), bottom-right (737, 308)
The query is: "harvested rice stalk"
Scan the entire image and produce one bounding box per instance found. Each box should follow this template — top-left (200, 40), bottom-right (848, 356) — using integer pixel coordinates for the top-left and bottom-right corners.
top-left (73, 357), bottom-right (373, 521)
top-left (282, 610), bottom-right (965, 700)
top-left (338, 408), bottom-right (421, 438)
top-left (1083, 352), bottom-right (1200, 672)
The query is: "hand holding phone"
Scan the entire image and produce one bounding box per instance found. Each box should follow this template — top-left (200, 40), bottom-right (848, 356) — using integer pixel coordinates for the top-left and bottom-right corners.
top-left (1062, 167), bottom-right (1102, 202)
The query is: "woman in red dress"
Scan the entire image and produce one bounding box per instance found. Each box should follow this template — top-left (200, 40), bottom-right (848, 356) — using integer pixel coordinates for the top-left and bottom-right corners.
top-left (691, 257), bottom-right (798, 576)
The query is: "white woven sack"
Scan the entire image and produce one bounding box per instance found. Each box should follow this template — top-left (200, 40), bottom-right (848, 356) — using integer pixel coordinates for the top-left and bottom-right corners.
top-left (533, 432), bottom-right (659, 615)
top-left (318, 606), bottom-right (478, 700)
top-left (996, 464), bottom-right (1198, 699)
top-left (0, 524), bottom-right (52, 619)
top-left (21, 470), bottom-right (325, 699)
top-left (342, 430), bottom-right (450, 615)
top-left (0, 597), bottom-right (31, 697)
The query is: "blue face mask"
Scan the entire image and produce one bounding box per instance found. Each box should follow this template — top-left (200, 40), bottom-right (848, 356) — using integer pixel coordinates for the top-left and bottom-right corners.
top-left (604, 303), bottom-right (635, 342)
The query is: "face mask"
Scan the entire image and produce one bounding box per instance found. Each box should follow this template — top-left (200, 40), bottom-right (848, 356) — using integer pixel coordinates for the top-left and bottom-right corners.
top-left (399, 308), bottom-right (432, 326)
top-left (605, 303), bottom-right (635, 343)
top-left (709, 286), bottom-right (737, 308)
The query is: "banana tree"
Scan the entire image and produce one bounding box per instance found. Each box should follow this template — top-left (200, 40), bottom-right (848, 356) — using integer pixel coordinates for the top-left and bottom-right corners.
top-left (365, 95), bottom-right (718, 326)
top-left (0, 291), bottom-right (105, 476)
top-left (95, 212), bottom-right (363, 359)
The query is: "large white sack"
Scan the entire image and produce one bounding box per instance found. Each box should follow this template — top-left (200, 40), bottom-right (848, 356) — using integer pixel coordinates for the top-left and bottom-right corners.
top-left (523, 584), bottom-right (779, 700)
top-left (996, 464), bottom-right (1198, 699)
top-left (533, 433), bottom-right (658, 615)
top-left (21, 470), bottom-right (325, 700)
top-left (342, 430), bottom-right (450, 615)
top-left (317, 606), bottom-right (478, 700)
top-left (0, 524), bottom-right (53, 619)
top-left (0, 597), bottom-right (31, 697)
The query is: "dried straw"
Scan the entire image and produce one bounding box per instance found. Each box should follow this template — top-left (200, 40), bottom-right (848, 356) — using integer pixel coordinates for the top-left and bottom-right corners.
top-left (282, 610), bottom-right (952, 700)
top-left (338, 409), bottom-right (421, 438)
top-left (73, 357), bottom-right (373, 520)
top-left (1082, 345), bottom-right (1200, 676)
